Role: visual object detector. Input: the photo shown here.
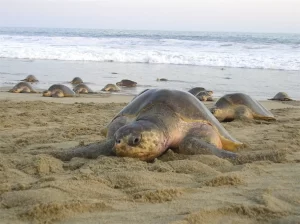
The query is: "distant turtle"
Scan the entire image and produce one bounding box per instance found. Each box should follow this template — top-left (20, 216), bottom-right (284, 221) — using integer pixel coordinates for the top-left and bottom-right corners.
top-left (116, 79), bottom-right (137, 87)
top-left (156, 78), bottom-right (168, 81)
top-left (101, 84), bottom-right (120, 92)
top-left (73, 83), bottom-right (95, 94)
top-left (194, 91), bottom-right (214, 101)
top-left (9, 82), bottom-right (38, 93)
top-left (211, 93), bottom-right (276, 122)
top-left (188, 87), bottom-right (214, 101)
top-left (269, 92), bottom-right (293, 101)
top-left (21, 75), bottom-right (39, 83)
top-left (188, 87), bottom-right (207, 95)
top-left (43, 84), bottom-right (75, 97)
top-left (70, 77), bottom-right (83, 85)
top-left (55, 89), bottom-right (242, 162)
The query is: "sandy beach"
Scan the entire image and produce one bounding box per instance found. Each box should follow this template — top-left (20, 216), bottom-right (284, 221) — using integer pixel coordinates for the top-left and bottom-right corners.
top-left (1, 92), bottom-right (300, 224)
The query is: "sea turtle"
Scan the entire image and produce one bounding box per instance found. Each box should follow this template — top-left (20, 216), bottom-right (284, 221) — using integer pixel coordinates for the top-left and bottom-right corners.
top-left (116, 79), bottom-right (137, 87)
top-left (156, 78), bottom-right (168, 81)
top-left (188, 87), bottom-right (214, 101)
top-left (188, 87), bottom-right (208, 95)
top-left (43, 84), bottom-right (76, 97)
top-left (101, 84), bottom-right (120, 92)
top-left (54, 89), bottom-right (243, 162)
top-left (21, 75), bottom-right (39, 83)
top-left (269, 92), bottom-right (293, 101)
top-left (194, 91), bottom-right (214, 101)
top-left (70, 77), bottom-right (83, 85)
top-left (9, 82), bottom-right (38, 93)
top-left (211, 93), bottom-right (276, 122)
top-left (73, 83), bottom-right (95, 94)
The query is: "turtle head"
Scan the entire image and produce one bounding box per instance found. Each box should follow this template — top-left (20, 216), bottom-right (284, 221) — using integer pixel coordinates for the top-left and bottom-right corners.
top-left (211, 107), bottom-right (232, 122)
top-left (43, 90), bottom-right (52, 97)
top-left (52, 90), bottom-right (64, 98)
top-left (114, 120), bottom-right (167, 161)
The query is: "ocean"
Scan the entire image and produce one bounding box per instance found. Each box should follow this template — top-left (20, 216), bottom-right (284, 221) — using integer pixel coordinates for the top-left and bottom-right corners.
top-left (0, 27), bottom-right (299, 99)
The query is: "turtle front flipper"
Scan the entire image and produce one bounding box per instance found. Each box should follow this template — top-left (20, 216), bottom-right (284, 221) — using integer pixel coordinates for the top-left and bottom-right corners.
top-left (49, 139), bottom-right (115, 161)
top-left (176, 125), bottom-right (237, 158)
top-left (177, 136), bottom-right (237, 159)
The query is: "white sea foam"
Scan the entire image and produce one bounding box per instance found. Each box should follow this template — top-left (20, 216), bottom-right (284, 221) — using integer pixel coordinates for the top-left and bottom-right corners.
top-left (0, 34), bottom-right (299, 70)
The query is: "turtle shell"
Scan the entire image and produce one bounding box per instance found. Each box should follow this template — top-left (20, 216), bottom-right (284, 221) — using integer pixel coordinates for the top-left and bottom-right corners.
top-left (73, 83), bottom-right (94, 93)
top-left (214, 93), bottom-right (274, 118)
top-left (48, 84), bottom-right (75, 97)
top-left (110, 89), bottom-right (242, 148)
top-left (269, 92), bottom-right (292, 101)
top-left (11, 82), bottom-right (36, 91)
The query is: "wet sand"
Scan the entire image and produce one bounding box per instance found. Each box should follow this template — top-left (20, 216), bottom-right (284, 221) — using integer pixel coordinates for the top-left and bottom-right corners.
top-left (1, 92), bottom-right (300, 224)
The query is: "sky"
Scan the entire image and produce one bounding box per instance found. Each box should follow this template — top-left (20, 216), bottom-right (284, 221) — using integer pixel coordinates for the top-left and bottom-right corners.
top-left (0, 0), bottom-right (299, 33)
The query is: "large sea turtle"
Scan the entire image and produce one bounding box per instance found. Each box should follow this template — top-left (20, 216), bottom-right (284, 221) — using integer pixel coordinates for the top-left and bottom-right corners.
top-left (70, 77), bottom-right (83, 85)
top-left (21, 75), bottom-right (39, 83)
top-left (101, 84), bottom-right (120, 92)
top-left (43, 84), bottom-right (76, 97)
top-left (73, 83), bottom-right (95, 94)
top-left (9, 82), bottom-right (38, 93)
top-left (211, 93), bottom-right (276, 122)
top-left (53, 89), bottom-right (243, 162)
top-left (116, 79), bottom-right (137, 87)
top-left (269, 92), bottom-right (293, 101)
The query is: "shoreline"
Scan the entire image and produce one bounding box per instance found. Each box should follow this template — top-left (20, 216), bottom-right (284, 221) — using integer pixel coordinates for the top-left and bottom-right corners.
top-left (0, 91), bottom-right (299, 109)
top-left (1, 58), bottom-right (300, 100)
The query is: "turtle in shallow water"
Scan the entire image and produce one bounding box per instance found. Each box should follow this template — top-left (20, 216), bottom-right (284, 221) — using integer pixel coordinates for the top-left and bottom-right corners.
top-left (21, 75), bottom-right (39, 83)
top-left (43, 84), bottom-right (75, 97)
top-left (53, 89), bottom-right (243, 162)
top-left (156, 78), bottom-right (168, 81)
top-left (116, 79), bottom-right (137, 87)
top-left (211, 93), bottom-right (276, 122)
top-left (101, 84), bottom-right (120, 92)
top-left (70, 77), bottom-right (83, 85)
top-left (269, 92), bottom-right (293, 101)
top-left (73, 83), bottom-right (95, 94)
top-left (9, 82), bottom-right (38, 93)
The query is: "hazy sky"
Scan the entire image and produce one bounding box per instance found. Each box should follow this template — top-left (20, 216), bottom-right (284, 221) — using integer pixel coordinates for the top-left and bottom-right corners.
top-left (0, 0), bottom-right (299, 33)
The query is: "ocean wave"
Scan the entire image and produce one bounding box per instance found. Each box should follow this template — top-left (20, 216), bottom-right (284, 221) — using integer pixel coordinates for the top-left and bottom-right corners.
top-left (0, 34), bottom-right (299, 71)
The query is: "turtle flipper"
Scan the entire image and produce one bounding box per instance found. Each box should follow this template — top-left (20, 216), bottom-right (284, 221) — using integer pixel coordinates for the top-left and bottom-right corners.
top-left (177, 137), bottom-right (237, 159)
top-left (50, 139), bottom-right (115, 161)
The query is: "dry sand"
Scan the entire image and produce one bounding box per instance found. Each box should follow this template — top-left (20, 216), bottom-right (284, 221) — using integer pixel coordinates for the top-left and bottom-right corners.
top-left (1, 92), bottom-right (300, 224)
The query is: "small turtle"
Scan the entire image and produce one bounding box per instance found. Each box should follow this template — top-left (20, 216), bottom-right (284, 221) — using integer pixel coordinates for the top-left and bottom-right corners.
top-left (55, 89), bottom-right (243, 162)
top-left (269, 92), bottom-right (293, 101)
top-left (73, 83), bottom-right (95, 94)
top-left (9, 82), bottom-right (38, 93)
top-left (188, 87), bottom-right (207, 95)
top-left (70, 77), bottom-right (83, 85)
top-left (101, 84), bottom-right (120, 92)
top-left (156, 78), bottom-right (168, 81)
top-left (211, 93), bottom-right (276, 122)
top-left (194, 91), bottom-right (214, 101)
top-left (188, 87), bottom-right (214, 101)
top-left (21, 75), bottom-right (39, 83)
top-left (43, 84), bottom-right (75, 98)
top-left (116, 79), bottom-right (137, 87)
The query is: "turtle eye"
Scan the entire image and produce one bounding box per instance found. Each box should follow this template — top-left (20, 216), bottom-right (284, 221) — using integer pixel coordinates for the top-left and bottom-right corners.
top-left (133, 137), bottom-right (140, 144)
top-left (128, 135), bottom-right (141, 146)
